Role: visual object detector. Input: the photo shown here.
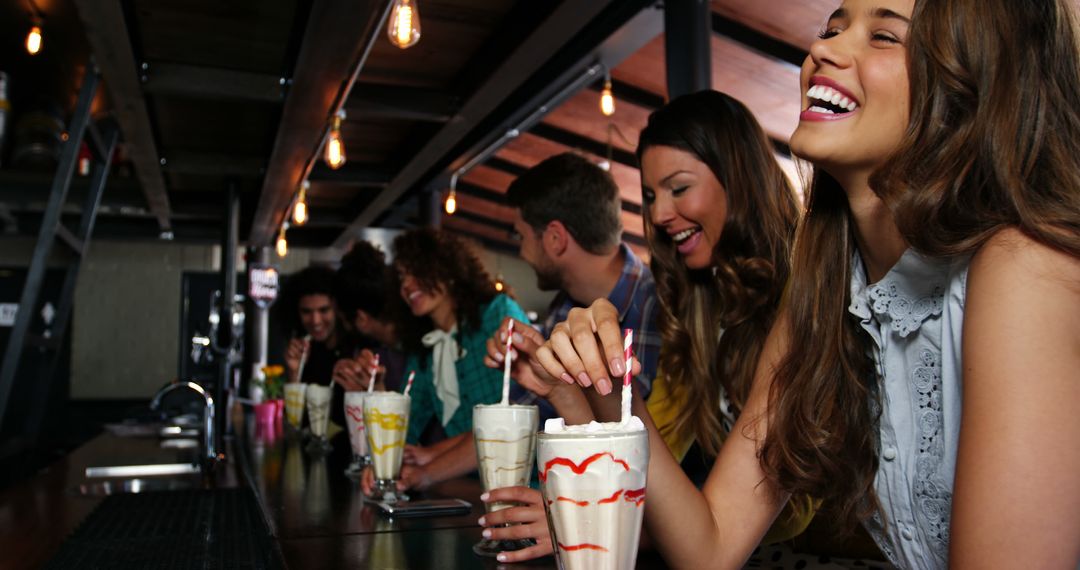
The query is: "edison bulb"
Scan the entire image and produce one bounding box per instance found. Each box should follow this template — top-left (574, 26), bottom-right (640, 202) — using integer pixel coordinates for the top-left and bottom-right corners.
top-left (293, 201), bottom-right (307, 225)
top-left (276, 231), bottom-right (288, 257)
top-left (388, 0), bottom-right (421, 49)
top-left (600, 80), bottom-right (615, 116)
top-left (325, 126), bottom-right (345, 169)
top-left (444, 191), bottom-right (457, 215)
top-left (26, 25), bottom-right (42, 55)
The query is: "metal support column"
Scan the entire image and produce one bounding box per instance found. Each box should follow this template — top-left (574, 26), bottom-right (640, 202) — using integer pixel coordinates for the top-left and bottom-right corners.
top-left (664, 0), bottom-right (712, 98)
top-left (0, 63), bottom-right (116, 437)
top-left (215, 182), bottom-right (240, 455)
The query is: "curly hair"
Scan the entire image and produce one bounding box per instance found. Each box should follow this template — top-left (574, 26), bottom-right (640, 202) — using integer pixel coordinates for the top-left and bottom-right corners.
top-left (274, 264), bottom-right (338, 336)
top-left (389, 228), bottom-right (500, 364)
top-left (335, 240), bottom-right (390, 321)
top-left (638, 90), bottom-right (800, 459)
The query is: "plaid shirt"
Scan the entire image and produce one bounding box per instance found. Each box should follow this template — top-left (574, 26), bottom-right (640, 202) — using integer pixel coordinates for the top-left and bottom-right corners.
top-left (540, 243), bottom-right (660, 398)
top-left (404, 294), bottom-right (529, 443)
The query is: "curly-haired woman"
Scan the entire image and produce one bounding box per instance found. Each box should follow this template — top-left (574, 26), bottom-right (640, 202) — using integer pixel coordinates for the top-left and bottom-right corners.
top-left (361, 227), bottom-right (530, 495)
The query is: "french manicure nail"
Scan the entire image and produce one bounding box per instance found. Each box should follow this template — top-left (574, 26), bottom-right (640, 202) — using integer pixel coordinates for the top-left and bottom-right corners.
top-left (479, 516), bottom-right (487, 526)
top-left (560, 373), bottom-right (574, 384)
top-left (610, 358), bottom-right (625, 376)
top-left (482, 529), bottom-right (492, 538)
top-left (499, 332), bottom-right (506, 342)
top-left (512, 332), bottom-right (524, 344)
top-left (577, 372), bottom-right (592, 387)
top-left (494, 351), bottom-right (504, 362)
top-left (598, 378), bottom-right (612, 395)
top-left (497, 554), bottom-right (507, 562)
top-left (480, 492), bottom-right (490, 501)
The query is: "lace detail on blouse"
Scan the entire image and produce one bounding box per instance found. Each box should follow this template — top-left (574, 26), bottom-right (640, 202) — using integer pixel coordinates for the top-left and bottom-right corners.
top-left (912, 348), bottom-right (951, 559)
top-left (866, 511), bottom-right (899, 566)
top-left (868, 282), bottom-right (944, 338)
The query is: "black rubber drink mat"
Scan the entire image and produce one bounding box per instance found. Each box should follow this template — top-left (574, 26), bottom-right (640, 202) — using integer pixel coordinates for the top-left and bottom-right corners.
top-left (46, 488), bottom-right (283, 569)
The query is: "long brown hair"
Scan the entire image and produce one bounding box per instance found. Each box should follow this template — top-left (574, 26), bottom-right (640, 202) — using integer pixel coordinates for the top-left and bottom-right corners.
top-left (389, 228), bottom-right (501, 366)
top-left (639, 90), bottom-right (800, 458)
top-left (762, 0), bottom-right (1080, 532)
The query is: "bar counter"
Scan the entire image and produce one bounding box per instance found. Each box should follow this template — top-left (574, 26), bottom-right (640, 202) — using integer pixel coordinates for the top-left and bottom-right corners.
top-left (0, 408), bottom-right (669, 569)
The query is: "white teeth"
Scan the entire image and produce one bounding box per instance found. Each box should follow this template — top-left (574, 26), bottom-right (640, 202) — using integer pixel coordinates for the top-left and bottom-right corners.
top-left (805, 84), bottom-right (859, 112)
top-left (809, 105), bottom-right (834, 114)
top-left (672, 228), bottom-right (698, 242)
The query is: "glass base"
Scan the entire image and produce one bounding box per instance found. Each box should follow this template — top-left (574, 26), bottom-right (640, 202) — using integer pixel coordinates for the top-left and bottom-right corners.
top-left (472, 536), bottom-right (537, 558)
top-left (344, 456), bottom-right (371, 478)
top-left (304, 436), bottom-right (332, 455)
top-left (371, 478), bottom-right (409, 504)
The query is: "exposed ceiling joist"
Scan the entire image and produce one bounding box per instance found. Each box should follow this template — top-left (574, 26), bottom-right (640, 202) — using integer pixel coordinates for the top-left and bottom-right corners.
top-left (161, 151), bottom-right (266, 178)
top-left (72, 0), bottom-right (172, 230)
top-left (711, 13), bottom-right (807, 67)
top-left (309, 163), bottom-right (393, 186)
top-left (332, 0), bottom-right (648, 250)
top-left (530, 122), bottom-right (638, 168)
top-left (248, 0), bottom-right (394, 245)
top-left (346, 83), bottom-right (460, 122)
top-left (141, 62), bottom-right (287, 102)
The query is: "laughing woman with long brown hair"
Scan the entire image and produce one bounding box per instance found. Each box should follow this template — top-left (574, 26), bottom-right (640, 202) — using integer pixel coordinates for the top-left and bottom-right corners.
top-left (535, 0), bottom-right (1080, 568)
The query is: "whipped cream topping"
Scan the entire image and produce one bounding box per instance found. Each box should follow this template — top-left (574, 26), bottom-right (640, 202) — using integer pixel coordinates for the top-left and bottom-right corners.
top-left (544, 416), bottom-right (645, 434)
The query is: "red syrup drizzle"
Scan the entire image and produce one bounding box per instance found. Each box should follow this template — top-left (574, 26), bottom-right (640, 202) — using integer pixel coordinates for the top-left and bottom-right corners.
top-left (597, 489), bottom-right (623, 504)
top-left (556, 496), bottom-right (589, 506)
top-left (345, 406), bottom-right (364, 423)
top-left (624, 487), bottom-right (646, 506)
top-left (539, 452), bottom-right (631, 482)
top-left (558, 542), bottom-right (609, 553)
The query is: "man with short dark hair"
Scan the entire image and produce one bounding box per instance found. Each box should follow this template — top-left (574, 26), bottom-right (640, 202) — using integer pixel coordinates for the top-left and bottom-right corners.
top-left (504, 152), bottom-right (659, 395)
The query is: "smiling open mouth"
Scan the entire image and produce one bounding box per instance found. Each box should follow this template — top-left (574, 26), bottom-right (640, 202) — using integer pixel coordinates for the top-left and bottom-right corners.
top-left (805, 84), bottom-right (859, 115)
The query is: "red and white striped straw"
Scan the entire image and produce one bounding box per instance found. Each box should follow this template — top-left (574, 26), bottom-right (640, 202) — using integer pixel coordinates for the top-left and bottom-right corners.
top-left (621, 329), bottom-right (633, 423)
top-left (501, 320), bottom-right (514, 405)
top-left (404, 370), bottom-right (416, 396)
top-left (366, 353), bottom-right (381, 393)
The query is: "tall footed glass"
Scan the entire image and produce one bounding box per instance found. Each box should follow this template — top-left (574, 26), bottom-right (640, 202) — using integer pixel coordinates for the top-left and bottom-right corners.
top-left (538, 422), bottom-right (649, 570)
top-left (363, 392), bottom-right (410, 503)
top-left (304, 384), bottom-right (333, 454)
top-left (283, 383), bottom-right (306, 432)
top-left (471, 403), bottom-right (539, 557)
top-left (343, 391), bottom-right (371, 477)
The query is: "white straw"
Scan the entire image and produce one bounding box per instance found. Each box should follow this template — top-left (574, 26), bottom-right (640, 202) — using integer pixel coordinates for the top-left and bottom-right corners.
top-left (621, 329), bottom-right (633, 424)
top-left (404, 370), bottom-right (416, 396)
top-left (296, 334), bottom-right (311, 382)
top-left (500, 320), bottom-right (514, 406)
top-left (366, 353), bottom-right (380, 393)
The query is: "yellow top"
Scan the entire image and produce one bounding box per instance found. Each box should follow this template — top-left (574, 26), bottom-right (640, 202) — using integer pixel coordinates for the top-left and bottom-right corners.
top-left (646, 369), bottom-right (817, 544)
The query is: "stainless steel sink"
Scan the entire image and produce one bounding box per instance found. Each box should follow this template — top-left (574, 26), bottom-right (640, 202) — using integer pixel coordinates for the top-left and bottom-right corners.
top-left (85, 463), bottom-right (201, 478)
top-left (75, 477), bottom-right (197, 496)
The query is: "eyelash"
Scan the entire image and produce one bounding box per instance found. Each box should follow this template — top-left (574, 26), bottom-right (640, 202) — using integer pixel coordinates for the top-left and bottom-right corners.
top-left (817, 28), bottom-right (901, 44)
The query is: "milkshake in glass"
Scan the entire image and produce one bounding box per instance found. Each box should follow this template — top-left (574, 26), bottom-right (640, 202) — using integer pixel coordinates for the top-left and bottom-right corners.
top-left (363, 391), bottom-right (410, 502)
top-left (538, 417), bottom-right (649, 570)
top-left (305, 384), bottom-right (333, 454)
top-left (283, 383), bottom-right (306, 430)
top-left (472, 403), bottom-right (539, 556)
top-left (343, 391), bottom-right (371, 476)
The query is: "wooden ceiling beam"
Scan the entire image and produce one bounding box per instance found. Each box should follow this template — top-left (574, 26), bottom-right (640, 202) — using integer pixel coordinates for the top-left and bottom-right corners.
top-left (248, 0), bottom-right (393, 245)
top-left (345, 83), bottom-right (460, 122)
top-left (529, 122), bottom-right (638, 168)
top-left (141, 62), bottom-right (287, 102)
top-left (72, 0), bottom-right (172, 230)
top-left (332, 0), bottom-right (638, 249)
top-left (711, 13), bottom-right (807, 67)
top-left (309, 163), bottom-right (393, 186)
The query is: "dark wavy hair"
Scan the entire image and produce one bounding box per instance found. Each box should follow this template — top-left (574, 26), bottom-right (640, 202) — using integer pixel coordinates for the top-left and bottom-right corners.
top-left (762, 0), bottom-right (1080, 534)
top-left (274, 264), bottom-right (339, 336)
top-left (389, 228), bottom-right (500, 365)
top-left (335, 240), bottom-right (390, 321)
top-left (638, 90), bottom-right (800, 458)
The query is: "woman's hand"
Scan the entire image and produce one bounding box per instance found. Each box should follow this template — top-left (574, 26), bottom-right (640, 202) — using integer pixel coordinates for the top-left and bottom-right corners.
top-left (285, 338), bottom-right (308, 382)
top-left (403, 444), bottom-right (436, 466)
top-left (479, 486), bottom-right (554, 563)
top-left (483, 317), bottom-right (561, 397)
top-left (332, 349), bottom-right (384, 392)
top-left (535, 299), bottom-right (640, 396)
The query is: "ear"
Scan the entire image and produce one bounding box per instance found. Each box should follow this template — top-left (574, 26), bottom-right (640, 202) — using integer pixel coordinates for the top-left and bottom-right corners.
top-left (543, 220), bottom-right (570, 257)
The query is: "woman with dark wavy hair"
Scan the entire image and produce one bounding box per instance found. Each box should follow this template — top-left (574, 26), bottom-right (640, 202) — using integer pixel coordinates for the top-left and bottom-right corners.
top-left (361, 227), bottom-right (530, 495)
top-left (535, 0), bottom-right (1080, 568)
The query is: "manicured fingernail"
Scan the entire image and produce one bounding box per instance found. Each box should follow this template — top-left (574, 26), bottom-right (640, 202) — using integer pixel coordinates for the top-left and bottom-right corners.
top-left (597, 378), bottom-right (612, 396)
top-left (494, 351), bottom-right (504, 362)
top-left (499, 332), bottom-right (506, 342)
top-left (560, 373), bottom-right (574, 384)
top-left (497, 554), bottom-right (507, 562)
top-left (478, 516), bottom-right (487, 526)
top-left (610, 358), bottom-right (625, 376)
top-left (480, 492), bottom-right (490, 502)
top-left (577, 372), bottom-right (592, 387)
top-left (482, 529), bottom-right (492, 538)
top-left (512, 333), bottom-right (524, 344)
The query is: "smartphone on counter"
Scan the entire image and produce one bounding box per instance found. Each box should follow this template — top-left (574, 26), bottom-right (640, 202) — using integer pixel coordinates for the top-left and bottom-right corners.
top-left (376, 498), bottom-right (473, 518)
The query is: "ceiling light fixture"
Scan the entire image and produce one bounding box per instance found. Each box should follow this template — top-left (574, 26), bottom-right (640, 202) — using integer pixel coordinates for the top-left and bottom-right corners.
top-left (444, 179), bottom-right (457, 215)
top-left (276, 225), bottom-right (289, 257)
top-left (599, 70), bottom-right (615, 116)
top-left (388, 0), bottom-right (421, 49)
top-left (292, 180), bottom-right (309, 226)
top-left (324, 109), bottom-right (346, 170)
top-left (25, 24), bottom-right (42, 55)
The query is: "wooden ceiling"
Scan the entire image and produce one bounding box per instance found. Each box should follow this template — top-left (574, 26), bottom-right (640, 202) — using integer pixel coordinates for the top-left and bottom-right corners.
top-left (0, 0), bottom-right (838, 252)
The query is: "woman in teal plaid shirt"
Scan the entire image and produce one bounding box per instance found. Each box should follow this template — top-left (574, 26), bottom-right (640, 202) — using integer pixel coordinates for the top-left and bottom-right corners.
top-left (375, 228), bottom-right (529, 492)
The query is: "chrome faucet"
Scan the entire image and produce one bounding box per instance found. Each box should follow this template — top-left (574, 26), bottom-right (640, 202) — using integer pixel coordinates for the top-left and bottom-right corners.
top-left (150, 381), bottom-right (217, 462)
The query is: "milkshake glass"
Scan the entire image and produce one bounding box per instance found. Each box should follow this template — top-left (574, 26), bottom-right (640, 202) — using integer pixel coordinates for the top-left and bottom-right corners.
top-left (538, 418), bottom-right (649, 570)
top-left (343, 391), bottom-right (371, 476)
top-left (304, 384), bottom-right (333, 454)
top-left (363, 391), bottom-right (410, 502)
top-left (472, 403), bottom-right (539, 557)
top-left (283, 383), bottom-right (306, 430)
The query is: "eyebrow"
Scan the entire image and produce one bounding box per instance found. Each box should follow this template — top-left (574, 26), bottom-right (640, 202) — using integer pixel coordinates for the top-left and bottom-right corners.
top-left (826, 7), bottom-right (911, 25)
top-left (658, 170), bottom-right (693, 187)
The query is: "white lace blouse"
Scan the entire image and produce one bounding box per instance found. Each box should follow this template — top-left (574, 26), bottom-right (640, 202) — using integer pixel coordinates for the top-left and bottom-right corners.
top-left (848, 248), bottom-right (970, 570)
